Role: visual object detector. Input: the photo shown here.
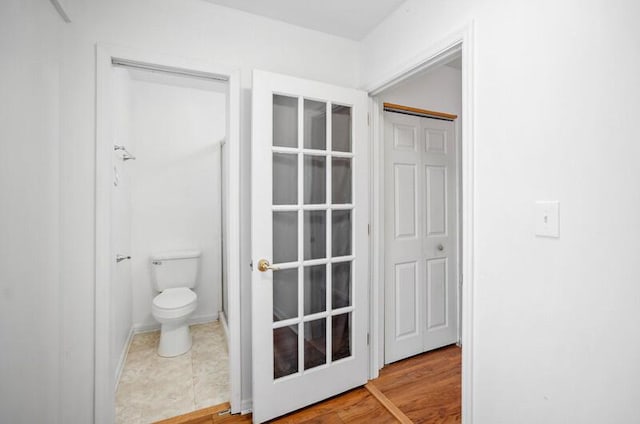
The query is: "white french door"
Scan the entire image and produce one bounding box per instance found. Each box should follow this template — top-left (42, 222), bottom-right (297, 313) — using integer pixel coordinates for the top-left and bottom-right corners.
top-left (384, 111), bottom-right (459, 364)
top-left (251, 70), bottom-right (369, 423)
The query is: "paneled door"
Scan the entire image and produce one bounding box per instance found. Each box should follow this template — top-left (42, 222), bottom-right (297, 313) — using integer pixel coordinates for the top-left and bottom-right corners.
top-left (384, 111), bottom-right (458, 364)
top-left (251, 70), bottom-right (369, 423)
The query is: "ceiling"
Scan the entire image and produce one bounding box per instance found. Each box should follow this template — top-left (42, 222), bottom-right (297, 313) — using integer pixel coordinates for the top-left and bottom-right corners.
top-left (202, 0), bottom-right (406, 40)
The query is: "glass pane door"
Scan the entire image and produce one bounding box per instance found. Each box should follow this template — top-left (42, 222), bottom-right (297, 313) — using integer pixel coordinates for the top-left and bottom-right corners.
top-left (251, 70), bottom-right (368, 423)
top-left (271, 95), bottom-right (355, 379)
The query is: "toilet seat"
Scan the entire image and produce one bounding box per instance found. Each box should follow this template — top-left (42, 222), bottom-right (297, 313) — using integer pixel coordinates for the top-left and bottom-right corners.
top-left (153, 287), bottom-right (196, 309)
top-left (152, 287), bottom-right (197, 320)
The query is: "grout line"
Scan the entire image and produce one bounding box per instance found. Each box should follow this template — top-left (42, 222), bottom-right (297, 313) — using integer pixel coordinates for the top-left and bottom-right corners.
top-left (364, 382), bottom-right (413, 424)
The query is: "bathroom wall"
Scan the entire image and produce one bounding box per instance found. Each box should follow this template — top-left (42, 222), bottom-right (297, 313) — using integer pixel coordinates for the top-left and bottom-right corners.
top-left (111, 67), bottom-right (134, 382)
top-left (128, 69), bottom-right (227, 330)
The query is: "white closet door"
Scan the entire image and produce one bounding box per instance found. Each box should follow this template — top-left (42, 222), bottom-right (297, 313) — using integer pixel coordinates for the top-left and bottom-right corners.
top-left (384, 111), bottom-right (458, 363)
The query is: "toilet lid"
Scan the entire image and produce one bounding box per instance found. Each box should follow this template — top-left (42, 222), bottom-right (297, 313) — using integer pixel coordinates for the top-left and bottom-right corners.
top-left (153, 288), bottom-right (197, 309)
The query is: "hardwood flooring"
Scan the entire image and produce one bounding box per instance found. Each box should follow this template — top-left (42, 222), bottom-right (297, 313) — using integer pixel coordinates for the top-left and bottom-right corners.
top-left (370, 345), bottom-right (461, 423)
top-left (155, 344), bottom-right (461, 424)
top-left (271, 387), bottom-right (397, 424)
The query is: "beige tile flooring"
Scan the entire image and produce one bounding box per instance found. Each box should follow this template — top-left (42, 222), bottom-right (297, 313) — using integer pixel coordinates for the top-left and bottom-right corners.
top-left (116, 321), bottom-right (229, 424)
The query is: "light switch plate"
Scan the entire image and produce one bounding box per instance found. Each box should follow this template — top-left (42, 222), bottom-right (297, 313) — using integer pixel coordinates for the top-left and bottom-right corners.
top-left (535, 201), bottom-right (559, 238)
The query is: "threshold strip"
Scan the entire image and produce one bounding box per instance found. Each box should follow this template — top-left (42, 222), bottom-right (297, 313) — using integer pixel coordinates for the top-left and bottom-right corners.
top-left (153, 402), bottom-right (232, 424)
top-left (364, 382), bottom-right (413, 424)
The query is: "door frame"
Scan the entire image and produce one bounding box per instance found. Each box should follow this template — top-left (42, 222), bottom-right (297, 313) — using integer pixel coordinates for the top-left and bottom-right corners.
top-left (366, 22), bottom-right (476, 423)
top-left (95, 44), bottom-right (242, 423)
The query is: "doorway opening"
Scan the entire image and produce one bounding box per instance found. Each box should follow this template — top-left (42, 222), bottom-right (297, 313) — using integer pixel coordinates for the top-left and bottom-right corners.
top-left (368, 27), bottom-right (475, 422)
top-left (380, 55), bottom-right (462, 365)
top-left (96, 47), bottom-right (241, 424)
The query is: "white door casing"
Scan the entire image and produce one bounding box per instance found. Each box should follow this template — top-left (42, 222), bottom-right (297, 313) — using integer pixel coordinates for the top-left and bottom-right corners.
top-left (251, 70), bottom-right (369, 423)
top-left (384, 111), bottom-right (458, 364)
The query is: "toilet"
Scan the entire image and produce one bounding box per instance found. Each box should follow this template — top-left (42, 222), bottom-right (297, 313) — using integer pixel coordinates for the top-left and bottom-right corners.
top-left (150, 250), bottom-right (200, 357)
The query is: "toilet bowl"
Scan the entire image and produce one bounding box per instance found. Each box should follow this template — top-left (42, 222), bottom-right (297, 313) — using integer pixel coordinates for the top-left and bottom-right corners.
top-left (152, 287), bottom-right (197, 357)
top-left (150, 250), bottom-right (201, 357)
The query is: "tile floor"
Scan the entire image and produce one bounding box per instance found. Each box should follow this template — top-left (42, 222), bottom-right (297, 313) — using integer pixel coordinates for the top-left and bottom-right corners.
top-left (116, 321), bottom-right (229, 424)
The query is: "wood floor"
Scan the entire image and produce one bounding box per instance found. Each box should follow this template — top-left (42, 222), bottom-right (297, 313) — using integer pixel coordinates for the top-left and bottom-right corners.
top-left (156, 345), bottom-right (461, 424)
top-left (372, 345), bottom-right (461, 423)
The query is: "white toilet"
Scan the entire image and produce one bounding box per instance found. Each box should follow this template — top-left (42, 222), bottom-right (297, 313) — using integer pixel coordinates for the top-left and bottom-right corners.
top-left (150, 250), bottom-right (200, 357)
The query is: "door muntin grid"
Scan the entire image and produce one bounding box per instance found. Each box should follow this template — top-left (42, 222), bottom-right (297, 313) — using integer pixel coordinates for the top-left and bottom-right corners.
top-left (272, 94), bottom-right (355, 380)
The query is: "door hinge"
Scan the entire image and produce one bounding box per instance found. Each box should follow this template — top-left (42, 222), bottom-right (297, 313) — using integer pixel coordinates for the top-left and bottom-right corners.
top-left (367, 224), bottom-right (371, 235)
top-left (367, 333), bottom-right (370, 345)
top-left (367, 113), bottom-right (370, 126)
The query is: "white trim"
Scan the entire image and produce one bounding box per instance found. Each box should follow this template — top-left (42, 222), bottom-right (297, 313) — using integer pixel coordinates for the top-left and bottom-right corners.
top-left (455, 117), bottom-right (463, 345)
top-left (130, 323), bottom-right (162, 334)
top-left (219, 310), bottom-right (230, 341)
top-left (368, 99), bottom-right (384, 379)
top-left (366, 22), bottom-right (476, 424)
top-left (114, 327), bottom-right (135, 393)
top-left (95, 44), bottom-right (114, 424)
top-left (95, 43), bottom-right (243, 423)
top-left (459, 22), bottom-right (476, 424)
top-left (363, 28), bottom-right (464, 96)
top-left (226, 66), bottom-right (243, 416)
top-left (189, 313), bottom-right (220, 326)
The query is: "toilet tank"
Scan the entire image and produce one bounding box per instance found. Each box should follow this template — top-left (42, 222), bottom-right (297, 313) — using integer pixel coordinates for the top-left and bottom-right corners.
top-left (150, 250), bottom-right (201, 291)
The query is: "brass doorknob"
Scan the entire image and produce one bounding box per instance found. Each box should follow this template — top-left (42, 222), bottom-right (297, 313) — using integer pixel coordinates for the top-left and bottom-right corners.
top-left (257, 259), bottom-right (279, 272)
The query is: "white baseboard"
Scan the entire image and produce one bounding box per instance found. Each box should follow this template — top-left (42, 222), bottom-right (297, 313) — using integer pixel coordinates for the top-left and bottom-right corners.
top-left (132, 321), bottom-right (160, 333)
top-left (240, 399), bottom-right (253, 415)
top-left (114, 327), bottom-right (135, 392)
top-left (189, 312), bottom-right (219, 325)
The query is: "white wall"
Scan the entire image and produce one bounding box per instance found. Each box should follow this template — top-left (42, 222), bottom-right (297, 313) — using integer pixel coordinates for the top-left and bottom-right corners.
top-left (110, 67), bottom-right (134, 383)
top-left (10, 0), bottom-right (640, 422)
top-left (0, 1), bottom-right (62, 422)
top-left (362, 0), bottom-right (640, 422)
top-left (58, 0), bottom-right (360, 419)
top-left (128, 71), bottom-right (226, 329)
top-left (381, 64), bottom-right (462, 118)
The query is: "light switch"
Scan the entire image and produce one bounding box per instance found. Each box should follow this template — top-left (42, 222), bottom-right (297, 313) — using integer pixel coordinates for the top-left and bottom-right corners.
top-left (535, 201), bottom-right (559, 238)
